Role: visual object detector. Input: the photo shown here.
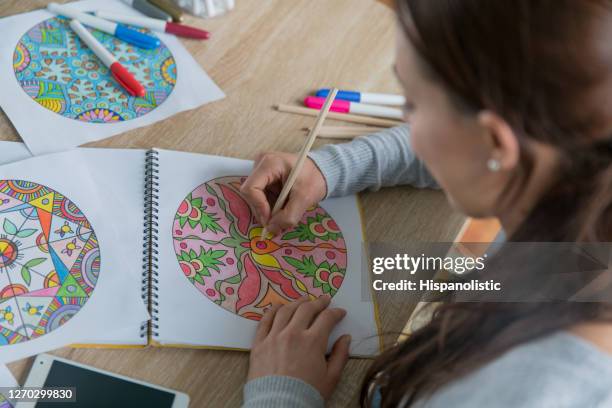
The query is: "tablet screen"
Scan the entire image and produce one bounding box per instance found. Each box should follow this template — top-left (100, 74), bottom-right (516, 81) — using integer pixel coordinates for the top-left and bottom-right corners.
top-left (35, 360), bottom-right (176, 408)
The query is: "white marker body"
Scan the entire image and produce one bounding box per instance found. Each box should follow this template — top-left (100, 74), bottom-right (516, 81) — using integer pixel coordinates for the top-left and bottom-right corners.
top-left (94, 11), bottom-right (166, 32)
top-left (360, 92), bottom-right (406, 106)
top-left (48, 3), bottom-right (117, 35)
top-left (69, 19), bottom-right (116, 68)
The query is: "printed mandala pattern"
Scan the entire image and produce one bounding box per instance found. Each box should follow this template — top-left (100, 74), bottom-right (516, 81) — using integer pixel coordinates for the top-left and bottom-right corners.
top-left (173, 176), bottom-right (347, 321)
top-left (0, 180), bottom-right (100, 345)
top-left (13, 16), bottom-right (177, 122)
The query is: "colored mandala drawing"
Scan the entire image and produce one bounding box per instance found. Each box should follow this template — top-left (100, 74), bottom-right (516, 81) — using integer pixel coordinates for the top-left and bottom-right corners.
top-left (0, 180), bottom-right (100, 345)
top-left (172, 176), bottom-right (347, 321)
top-left (13, 16), bottom-right (176, 122)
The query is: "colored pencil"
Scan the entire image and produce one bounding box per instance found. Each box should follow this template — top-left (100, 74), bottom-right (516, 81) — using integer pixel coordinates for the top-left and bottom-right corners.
top-left (302, 125), bottom-right (385, 138)
top-left (260, 89), bottom-right (339, 241)
top-left (275, 104), bottom-right (403, 127)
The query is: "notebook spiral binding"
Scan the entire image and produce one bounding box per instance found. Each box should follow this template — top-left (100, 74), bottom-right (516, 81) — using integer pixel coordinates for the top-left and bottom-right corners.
top-left (141, 149), bottom-right (160, 339)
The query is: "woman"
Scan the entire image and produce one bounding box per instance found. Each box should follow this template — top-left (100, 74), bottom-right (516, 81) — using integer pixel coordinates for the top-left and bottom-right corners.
top-left (240, 0), bottom-right (612, 406)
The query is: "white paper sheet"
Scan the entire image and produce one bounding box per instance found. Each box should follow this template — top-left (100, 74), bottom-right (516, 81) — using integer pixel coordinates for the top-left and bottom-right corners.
top-left (0, 150), bottom-right (149, 363)
top-left (0, 143), bottom-right (31, 165)
top-left (0, 0), bottom-right (225, 156)
top-left (0, 142), bottom-right (148, 346)
top-left (154, 149), bottom-right (380, 356)
top-left (66, 148), bottom-right (149, 345)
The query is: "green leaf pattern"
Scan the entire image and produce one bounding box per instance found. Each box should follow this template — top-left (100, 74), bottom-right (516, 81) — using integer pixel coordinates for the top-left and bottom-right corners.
top-left (179, 247), bottom-right (227, 284)
top-left (281, 213), bottom-right (342, 243)
top-left (3, 219), bottom-right (17, 235)
top-left (175, 194), bottom-right (225, 234)
top-left (20, 258), bottom-right (46, 287)
top-left (282, 255), bottom-right (345, 296)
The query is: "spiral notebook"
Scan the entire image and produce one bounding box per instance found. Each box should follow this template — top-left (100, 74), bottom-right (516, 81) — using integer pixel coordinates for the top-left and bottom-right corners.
top-left (0, 146), bottom-right (381, 357)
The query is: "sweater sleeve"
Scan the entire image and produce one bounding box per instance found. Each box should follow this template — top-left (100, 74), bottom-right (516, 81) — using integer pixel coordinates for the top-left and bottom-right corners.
top-left (413, 332), bottom-right (612, 408)
top-left (242, 376), bottom-right (324, 408)
top-left (308, 125), bottom-right (438, 198)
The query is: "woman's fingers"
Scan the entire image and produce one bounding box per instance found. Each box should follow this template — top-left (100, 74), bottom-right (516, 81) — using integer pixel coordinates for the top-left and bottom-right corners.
top-left (241, 156), bottom-right (286, 224)
top-left (326, 334), bottom-right (351, 385)
top-left (243, 153), bottom-right (327, 237)
top-left (309, 307), bottom-right (347, 342)
top-left (269, 297), bottom-right (309, 334)
top-left (266, 189), bottom-right (313, 234)
top-left (288, 296), bottom-right (331, 330)
top-left (254, 303), bottom-right (280, 343)
top-left (253, 152), bottom-right (266, 164)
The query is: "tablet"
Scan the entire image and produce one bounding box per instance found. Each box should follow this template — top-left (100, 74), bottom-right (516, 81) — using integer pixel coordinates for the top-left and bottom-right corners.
top-left (16, 354), bottom-right (189, 408)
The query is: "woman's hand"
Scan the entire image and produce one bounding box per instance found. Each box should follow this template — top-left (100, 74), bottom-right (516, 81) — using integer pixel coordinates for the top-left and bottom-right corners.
top-left (247, 296), bottom-right (351, 400)
top-left (240, 152), bottom-right (327, 235)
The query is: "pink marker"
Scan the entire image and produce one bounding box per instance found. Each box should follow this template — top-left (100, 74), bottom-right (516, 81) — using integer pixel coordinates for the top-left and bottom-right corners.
top-left (304, 96), bottom-right (403, 120)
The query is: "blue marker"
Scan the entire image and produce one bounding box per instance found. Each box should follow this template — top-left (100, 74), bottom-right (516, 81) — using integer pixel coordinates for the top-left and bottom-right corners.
top-left (316, 88), bottom-right (406, 106)
top-left (48, 3), bottom-right (160, 49)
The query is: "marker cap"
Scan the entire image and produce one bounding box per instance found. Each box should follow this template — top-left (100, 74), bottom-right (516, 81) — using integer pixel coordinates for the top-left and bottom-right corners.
top-left (316, 88), bottom-right (361, 102)
top-left (304, 96), bottom-right (350, 113)
top-left (166, 22), bottom-right (210, 39)
top-left (115, 24), bottom-right (160, 49)
top-left (110, 62), bottom-right (146, 97)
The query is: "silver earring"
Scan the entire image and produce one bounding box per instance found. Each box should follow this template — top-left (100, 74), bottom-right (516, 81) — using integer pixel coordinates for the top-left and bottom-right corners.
top-left (487, 159), bottom-right (501, 172)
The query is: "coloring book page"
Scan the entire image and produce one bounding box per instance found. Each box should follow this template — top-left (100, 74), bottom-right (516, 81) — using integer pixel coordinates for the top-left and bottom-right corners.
top-left (62, 148), bottom-right (149, 346)
top-left (155, 149), bottom-right (380, 356)
top-left (0, 142), bottom-right (31, 165)
top-left (0, 142), bottom-right (149, 347)
top-left (0, 0), bottom-right (225, 155)
top-left (0, 150), bottom-right (148, 363)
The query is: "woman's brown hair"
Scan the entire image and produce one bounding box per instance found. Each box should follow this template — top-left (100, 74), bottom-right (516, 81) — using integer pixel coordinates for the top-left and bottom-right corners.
top-left (362, 1), bottom-right (612, 406)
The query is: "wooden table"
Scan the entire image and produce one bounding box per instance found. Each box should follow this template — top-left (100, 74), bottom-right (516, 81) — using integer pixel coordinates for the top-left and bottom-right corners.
top-left (0, 1), bottom-right (464, 406)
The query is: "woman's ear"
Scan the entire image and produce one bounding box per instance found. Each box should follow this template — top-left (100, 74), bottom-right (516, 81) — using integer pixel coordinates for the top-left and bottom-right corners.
top-left (477, 111), bottom-right (520, 171)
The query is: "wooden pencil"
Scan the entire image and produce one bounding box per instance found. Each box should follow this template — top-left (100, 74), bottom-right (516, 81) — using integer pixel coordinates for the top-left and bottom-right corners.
top-left (260, 89), bottom-right (339, 240)
top-left (302, 125), bottom-right (386, 138)
top-left (276, 104), bottom-right (403, 127)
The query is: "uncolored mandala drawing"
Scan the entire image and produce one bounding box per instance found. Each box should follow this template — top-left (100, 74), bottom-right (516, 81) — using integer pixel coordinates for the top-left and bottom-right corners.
top-left (0, 180), bottom-right (100, 345)
top-left (13, 16), bottom-right (177, 122)
top-left (172, 176), bottom-right (347, 321)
